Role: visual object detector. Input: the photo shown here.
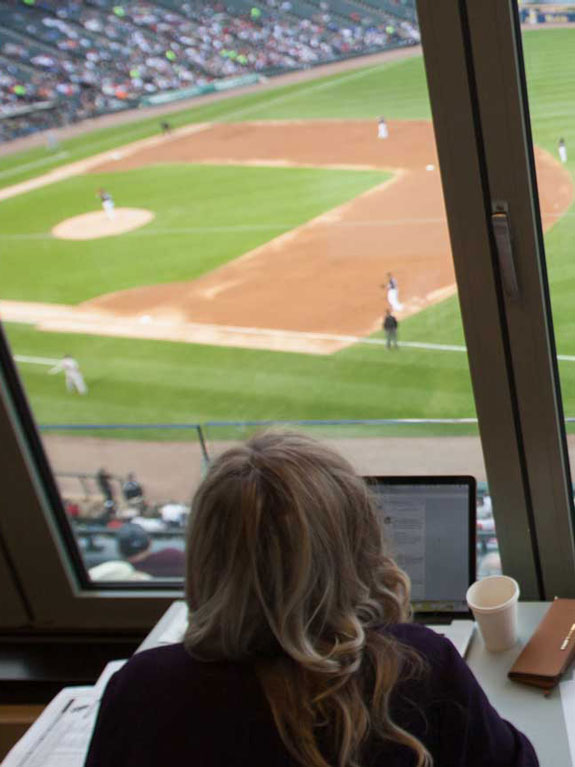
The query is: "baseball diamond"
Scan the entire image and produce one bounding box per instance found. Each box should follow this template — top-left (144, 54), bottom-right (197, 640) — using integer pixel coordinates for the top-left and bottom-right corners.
top-left (1, 28), bottom-right (575, 431)
top-left (0, 120), bottom-right (571, 355)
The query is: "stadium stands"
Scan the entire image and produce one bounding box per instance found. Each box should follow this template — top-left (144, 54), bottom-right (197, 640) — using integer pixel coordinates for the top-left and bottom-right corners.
top-left (0, 0), bottom-right (419, 142)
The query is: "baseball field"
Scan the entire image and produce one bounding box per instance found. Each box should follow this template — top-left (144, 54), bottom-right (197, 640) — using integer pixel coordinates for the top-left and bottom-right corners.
top-left (1, 28), bottom-right (575, 434)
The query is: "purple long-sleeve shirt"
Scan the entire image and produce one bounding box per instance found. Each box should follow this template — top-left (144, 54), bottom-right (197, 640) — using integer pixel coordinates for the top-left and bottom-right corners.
top-left (85, 623), bottom-right (538, 766)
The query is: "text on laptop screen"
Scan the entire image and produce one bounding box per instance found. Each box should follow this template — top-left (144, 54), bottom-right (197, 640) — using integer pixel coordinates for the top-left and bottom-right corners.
top-left (368, 481), bottom-right (472, 614)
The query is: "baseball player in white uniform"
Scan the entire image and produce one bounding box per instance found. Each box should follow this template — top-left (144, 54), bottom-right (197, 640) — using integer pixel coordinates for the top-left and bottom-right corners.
top-left (378, 116), bottom-right (389, 139)
top-left (49, 355), bottom-right (88, 394)
top-left (383, 272), bottom-right (404, 312)
top-left (98, 188), bottom-right (115, 220)
top-left (559, 138), bottom-right (568, 164)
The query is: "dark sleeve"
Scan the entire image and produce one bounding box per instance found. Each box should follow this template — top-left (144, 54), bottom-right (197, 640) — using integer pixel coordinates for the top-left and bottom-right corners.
top-left (433, 637), bottom-right (539, 767)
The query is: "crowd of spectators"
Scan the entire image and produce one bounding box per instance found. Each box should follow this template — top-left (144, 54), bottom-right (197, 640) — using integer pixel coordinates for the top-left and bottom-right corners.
top-left (0, 0), bottom-right (419, 142)
top-left (63, 467), bottom-right (190, 581)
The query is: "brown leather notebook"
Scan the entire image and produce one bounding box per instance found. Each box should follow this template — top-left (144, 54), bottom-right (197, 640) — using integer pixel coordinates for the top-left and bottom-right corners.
top-left (508, 598), bottom-right (575, 690)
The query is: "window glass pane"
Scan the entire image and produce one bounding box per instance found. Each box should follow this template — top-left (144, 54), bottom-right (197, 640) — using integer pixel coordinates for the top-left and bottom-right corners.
top-left (519, 14), bottom-right (575, 481)
top-left (0, 1), bottom-right (496, 584)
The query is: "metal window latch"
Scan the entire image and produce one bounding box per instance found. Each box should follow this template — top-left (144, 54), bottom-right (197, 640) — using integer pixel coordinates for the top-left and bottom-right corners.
top-left (491, 203), bottom-right (520, 301)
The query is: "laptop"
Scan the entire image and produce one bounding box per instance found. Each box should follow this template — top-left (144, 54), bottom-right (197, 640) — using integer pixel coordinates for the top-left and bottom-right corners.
top-left (365, 476), bottom-right (477, 657)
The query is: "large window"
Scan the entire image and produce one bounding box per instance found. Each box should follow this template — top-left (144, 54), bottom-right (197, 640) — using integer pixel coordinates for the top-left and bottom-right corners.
top-left (0, 0), bottom-right (574, 630)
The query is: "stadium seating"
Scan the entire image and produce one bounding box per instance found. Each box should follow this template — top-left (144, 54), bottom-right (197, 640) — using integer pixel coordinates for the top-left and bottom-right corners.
top-left (0, 0), bottom-right (419, 142)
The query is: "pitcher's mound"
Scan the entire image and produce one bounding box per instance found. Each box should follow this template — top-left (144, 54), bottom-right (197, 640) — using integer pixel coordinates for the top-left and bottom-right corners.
top-left (52, 208), bottom-right (154, 240)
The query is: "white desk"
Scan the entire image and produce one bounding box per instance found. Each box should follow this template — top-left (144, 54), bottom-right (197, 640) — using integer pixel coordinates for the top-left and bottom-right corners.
top-left (466, 602), bottom-right (571, 766)
top-left (139, 601), bottom-right (572, 765)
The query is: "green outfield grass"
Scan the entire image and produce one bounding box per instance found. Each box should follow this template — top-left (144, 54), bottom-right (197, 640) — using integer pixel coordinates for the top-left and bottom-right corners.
top-left (3, 29), bottom-right (575, 428)
top-left (4, 322), bottom-right (476, 426)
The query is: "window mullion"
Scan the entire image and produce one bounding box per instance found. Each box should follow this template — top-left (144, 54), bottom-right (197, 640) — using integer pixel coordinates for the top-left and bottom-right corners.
top-left (417, 0), bottom-right (542, 596)
top-left (464, 0), bottom-right (575, 598)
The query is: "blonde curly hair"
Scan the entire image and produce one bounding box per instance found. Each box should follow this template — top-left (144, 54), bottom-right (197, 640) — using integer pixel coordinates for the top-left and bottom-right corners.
top-left (185, 431), bottom-right (431, 767)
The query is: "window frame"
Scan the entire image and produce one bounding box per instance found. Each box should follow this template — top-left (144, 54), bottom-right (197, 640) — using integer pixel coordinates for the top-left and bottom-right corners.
top-left (0, 335), bottom-right (179, 630)
top-left (417, 0), bottom-right (575, 598)
top-left (466, 0), bottom-right (575, 598)
top-left (0, 529), bottom-right (30, 628)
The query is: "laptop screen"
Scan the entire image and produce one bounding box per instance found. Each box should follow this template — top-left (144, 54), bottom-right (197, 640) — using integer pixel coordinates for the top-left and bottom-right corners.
top-left (366, 477), bottom-right (476, 615)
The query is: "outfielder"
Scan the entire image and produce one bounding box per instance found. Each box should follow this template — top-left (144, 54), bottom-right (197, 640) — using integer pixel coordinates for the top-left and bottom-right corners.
top-left (559, 137), bottom-right (568, 164)
top-left (49, 355), bottom-right (88, 394)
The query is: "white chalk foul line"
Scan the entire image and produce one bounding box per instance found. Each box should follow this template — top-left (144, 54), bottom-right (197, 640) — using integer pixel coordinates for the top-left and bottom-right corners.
top-left (10, 328), bottom-right (575, 361)
top-left (159, 322), bottom-right (467, 352)
top-left (14, 354), bottom-right (60, 365)
top-left (371, 339), bottom-right (575, 361)
top-left (363, 338), bottom-right (575, 359)
top-left (130, 324), bottom-right (575, 360)
top-left (10, 326), bottom-right (466, 356)
top-left (393, 340), bottom-right (467, 352)
top-left (0, 151), bottom-right (70, 181)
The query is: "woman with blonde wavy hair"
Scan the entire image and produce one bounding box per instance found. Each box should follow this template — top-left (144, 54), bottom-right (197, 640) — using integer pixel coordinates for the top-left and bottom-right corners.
top-left (86, 431), bottom-right (537, 767)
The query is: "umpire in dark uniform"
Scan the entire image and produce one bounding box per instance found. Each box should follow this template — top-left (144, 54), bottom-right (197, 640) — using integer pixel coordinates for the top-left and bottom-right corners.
top-left (383, 309), bottom-right (399, 349)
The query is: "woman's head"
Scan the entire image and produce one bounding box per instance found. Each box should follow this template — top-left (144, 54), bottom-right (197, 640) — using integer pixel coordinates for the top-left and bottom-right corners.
top-left (185, 431), bottom-right (409, 661)
top-left (185, 431), bottom-right (428, 767)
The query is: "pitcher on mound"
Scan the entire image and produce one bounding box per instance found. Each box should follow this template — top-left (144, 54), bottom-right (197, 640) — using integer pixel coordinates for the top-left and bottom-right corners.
top-left (97, 187), bottom-right (115, 220)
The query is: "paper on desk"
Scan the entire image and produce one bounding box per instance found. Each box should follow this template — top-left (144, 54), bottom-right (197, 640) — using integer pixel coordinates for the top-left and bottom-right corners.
top-left (2, 686), bottom-right (96, 767)
top-left (2, 660), bottom-right (128, 767)
top-left (560, 679), bottom-right (575, 767)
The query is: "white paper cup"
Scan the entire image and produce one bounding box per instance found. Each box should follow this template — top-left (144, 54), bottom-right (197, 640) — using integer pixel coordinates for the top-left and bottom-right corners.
top-left (466, 575), bottom-right (520, 652)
